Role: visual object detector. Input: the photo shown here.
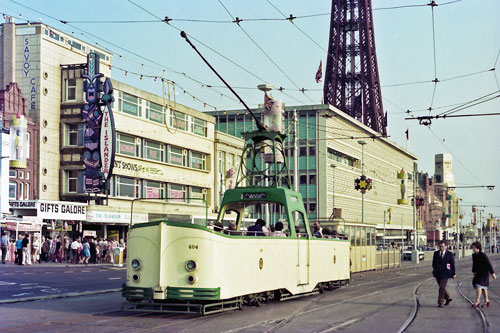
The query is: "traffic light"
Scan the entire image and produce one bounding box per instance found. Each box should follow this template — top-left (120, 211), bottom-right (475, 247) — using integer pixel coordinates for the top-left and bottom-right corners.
top-left (442, 231), bottom-right (447, 240)
top-left (460, 233), bottom-right (464, 242)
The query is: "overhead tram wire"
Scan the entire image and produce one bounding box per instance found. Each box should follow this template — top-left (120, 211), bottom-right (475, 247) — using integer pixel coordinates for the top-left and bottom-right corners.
top-left (126, 0), bottom-right (307, 106)
top-left (5, 1), bottom-right (249, 106)
top-left (493, 47), bottom-right (500, 92)
top-left (217, 0), bottom-right (316, 104)
top-left (435, 90), bottom-right (500, 116)
top-left (429, 0), bottom-right (439, 111)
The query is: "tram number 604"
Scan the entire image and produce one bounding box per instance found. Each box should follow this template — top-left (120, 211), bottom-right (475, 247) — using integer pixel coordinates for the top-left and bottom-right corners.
top-left (188, 245), bottom-right (199, 249)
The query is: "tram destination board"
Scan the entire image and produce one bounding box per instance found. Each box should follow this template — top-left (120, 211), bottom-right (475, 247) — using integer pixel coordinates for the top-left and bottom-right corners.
top-left (242, 192), bottom-right (267, 199)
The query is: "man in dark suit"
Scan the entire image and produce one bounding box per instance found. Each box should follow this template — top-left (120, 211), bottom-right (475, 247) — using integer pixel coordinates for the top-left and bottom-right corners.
top-left (432, 240), bottom-right (456, 307)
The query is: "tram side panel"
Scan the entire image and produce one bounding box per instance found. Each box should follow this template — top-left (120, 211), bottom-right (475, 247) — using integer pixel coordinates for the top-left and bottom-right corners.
top-left (308, 239), bottom-right (350, 284)
top-left (162, 225), bottom-right (303, 300)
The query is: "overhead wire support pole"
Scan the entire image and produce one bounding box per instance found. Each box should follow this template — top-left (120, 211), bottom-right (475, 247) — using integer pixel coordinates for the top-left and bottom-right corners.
top-left (180, 31), bottom-right (265, 131)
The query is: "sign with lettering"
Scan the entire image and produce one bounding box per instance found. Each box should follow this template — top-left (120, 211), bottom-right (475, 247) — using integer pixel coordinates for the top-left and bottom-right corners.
top-left (82, 53), bottom-right (115, 192)
top-left (242, 193), bottom-right (267, 199)
top-left (113, 159), bottom-right (165, 177)
top-left (9, 200), bottom-right (87, 221)
top-left (86, 210), bottom-right (149, 224)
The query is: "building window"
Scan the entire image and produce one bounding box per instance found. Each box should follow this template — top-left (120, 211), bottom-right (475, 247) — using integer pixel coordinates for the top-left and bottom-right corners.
top-left (170, 110), bottom-right (187, 130)
top-left (65, 78), bottom-right (77, 101)
top-left (65, 170), bottom-right (84, 193)
top-left (218, 151), bottom-right (225, 174)
top-left (309, 175), bottom-right (316, 185)
top-left (49, 30), bottom-right (59, 41)
top-left (115, 176), bottom-right (139, 198)
top-left (117, 133), bottom-right (139, 157)
top-left (25, 172), bottom-right (30, 180)
top-left (169, 146), bottom-right (185, 166)
top-left (309, 146), bottom-right (316, 156)
top-left (168, 183), bottom-right (186, 202)
top-left (24, 183), bottom-right (29, 200)
top-left (309, 203), bottom-right (316, 213)
top-left (9, 182), bottom-right (16, 199)
top-left (299, 147), bottom-right (307, 156)
top-left (18, 171), bottom-right (24, 179)
top-left (65, 123), bottom-right (84, 146)
top-left (19, 182), bottom-right (24, 200)
top-left (190, 186), bottom-right (206, 203)
top-left (146, 101), bottom-right (164, 124)
top-left (327, 148), bottom-right (356, 167)
top-left (143, 180), bottom-right (164, 199)
top-left (300, 175), bottom-right (307, 185)
top-left (191, 117), bottom-right (207, 136)
top-left (144, 140), bottom-right (164, 162)
top-left (67, 170), bottom-right (78, 193)
top-left (118, 91), bottom-right (142, 117)
top-left (9, 170), bottom-right (16, 178)
top-left (190, 151), bottom-right (206, 170)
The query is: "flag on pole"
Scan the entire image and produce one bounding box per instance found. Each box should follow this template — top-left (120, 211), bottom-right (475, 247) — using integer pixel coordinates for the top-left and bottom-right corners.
top-left (315, 59), bottom-right (323, 83)
top-left (405, 129), bottom-right (409, 140)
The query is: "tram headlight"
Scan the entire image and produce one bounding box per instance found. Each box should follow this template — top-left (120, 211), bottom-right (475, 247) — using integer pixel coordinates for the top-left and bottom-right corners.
top-left (185, 259), bottom-right (197, 272)
top-left (187, 274), bottom-right (197, 284)
top-left (131, 259), bottom-right (141, 271)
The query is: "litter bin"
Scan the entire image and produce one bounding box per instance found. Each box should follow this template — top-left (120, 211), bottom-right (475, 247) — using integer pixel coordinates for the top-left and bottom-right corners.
top-left (113, 247), bottom-right (124, 267)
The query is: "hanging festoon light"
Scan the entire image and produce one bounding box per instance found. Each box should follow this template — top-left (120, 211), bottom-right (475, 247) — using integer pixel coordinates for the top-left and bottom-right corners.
top-left (397, 168), bottom-right (408, 204)
top-left (354, 175), bottom-right (373, 194)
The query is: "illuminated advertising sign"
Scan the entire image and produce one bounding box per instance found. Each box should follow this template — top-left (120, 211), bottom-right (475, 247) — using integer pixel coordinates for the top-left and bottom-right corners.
top-left (82, 53), bottom-right (115, 192)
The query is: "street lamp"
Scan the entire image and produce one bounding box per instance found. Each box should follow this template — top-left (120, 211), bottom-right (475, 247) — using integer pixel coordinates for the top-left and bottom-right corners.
top-left (358, 140), bottom-right (367, 224)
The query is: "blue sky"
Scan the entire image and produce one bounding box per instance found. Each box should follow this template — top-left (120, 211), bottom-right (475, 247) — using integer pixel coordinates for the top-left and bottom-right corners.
top-left (2, 0), bottom-right (499, 221)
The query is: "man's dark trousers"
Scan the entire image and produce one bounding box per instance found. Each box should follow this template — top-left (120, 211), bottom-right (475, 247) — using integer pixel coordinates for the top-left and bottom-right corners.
top-left (436, 278), bottom-right (451, 304)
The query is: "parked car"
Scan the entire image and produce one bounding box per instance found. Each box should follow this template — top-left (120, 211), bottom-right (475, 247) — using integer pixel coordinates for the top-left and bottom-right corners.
top-left (402, 246), bottom-right (425, 260)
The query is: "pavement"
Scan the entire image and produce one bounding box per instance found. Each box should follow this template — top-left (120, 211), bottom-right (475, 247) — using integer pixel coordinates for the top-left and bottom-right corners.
top-left (0, 254), bottom-right (499, 332)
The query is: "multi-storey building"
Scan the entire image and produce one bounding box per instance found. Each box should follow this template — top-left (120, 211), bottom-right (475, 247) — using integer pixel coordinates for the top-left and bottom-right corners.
top-left (210, 103), bottom-right (418, 245)
top-left (0, 18), bottom-right (244, 240)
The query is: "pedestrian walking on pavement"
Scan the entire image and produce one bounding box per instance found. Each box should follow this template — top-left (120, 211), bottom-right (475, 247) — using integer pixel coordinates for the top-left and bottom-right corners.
top-left (432, 240), bottom-right (456, 308)
top-left (41, 237), bottom-right (50, 263)
top-left (15, 237), bottom-right (23, 265)
top-left (1, 232), bottom-right (9, 264)
top-left (82, 239), bottom-right (91, 265)
top-left (32, 236), bottom-right (40, 264)
top-left (471, 241), bottom-right (496, 308)
top-left (21, 234), bottom-right (31, 265)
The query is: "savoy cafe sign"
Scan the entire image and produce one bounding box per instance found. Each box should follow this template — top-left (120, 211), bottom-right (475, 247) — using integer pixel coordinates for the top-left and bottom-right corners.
top-left (9, 200), bottom-right (87, 221)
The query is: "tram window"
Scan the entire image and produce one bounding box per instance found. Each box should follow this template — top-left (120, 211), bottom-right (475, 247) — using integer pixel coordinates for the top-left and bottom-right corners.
top-left (372, 228), bottom-right (376, 245)
top-left (356, 227), bottom-right (361, 246)
top-left (361, 228), bottom-right (366, 246)
top-left (366, 228), bottom-right (371, 246)
top-left (292, 211), bottom-right (308, 238)
top-left (350, 227), bottom-right (355, 246)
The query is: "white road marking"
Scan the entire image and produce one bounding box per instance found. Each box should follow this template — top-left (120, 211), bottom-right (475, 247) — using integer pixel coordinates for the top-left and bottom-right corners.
top-left (108, 277), bottom-right (121, 280)
top-left (2, 273), bottom-right (13, 275)
top-left (318, 318), bottom-right (359, 332)
top-left (20, 283), bottom-right (37, 286)
top-left (0, 281), bottom-right (16, 286)
top-left (82, 270), bottom-right (91, 272)
top-left (12, 292), bottom-right (34, 297)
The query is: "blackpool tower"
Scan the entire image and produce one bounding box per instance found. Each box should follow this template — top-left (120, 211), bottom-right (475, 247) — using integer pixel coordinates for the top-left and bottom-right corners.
top-left (323, 0), bottom-right (387, 136)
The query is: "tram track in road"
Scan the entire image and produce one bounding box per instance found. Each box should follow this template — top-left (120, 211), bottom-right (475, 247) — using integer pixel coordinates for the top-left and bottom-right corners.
top-left (396, 279), bottom-right (429, 333)
top-left (457, 280), bottom-right (489, 333)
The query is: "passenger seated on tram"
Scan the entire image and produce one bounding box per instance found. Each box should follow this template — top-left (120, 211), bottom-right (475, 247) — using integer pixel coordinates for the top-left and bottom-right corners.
top-left (225, 221), bottom-right (237, 235)
top-left (247, 219), bottom-right (265, 236)
top-left (322, 228), bottom-right (331, 238)
top-left (270, 222), bottom-right (286, 237)
top-left (313, 224), bottom-right (323, 238)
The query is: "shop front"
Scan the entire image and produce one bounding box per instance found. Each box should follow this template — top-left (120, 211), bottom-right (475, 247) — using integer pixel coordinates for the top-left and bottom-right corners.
top-left (9, 200), bottom-right (87, 240)
top-left (85, 209), bottom-right (149, 241)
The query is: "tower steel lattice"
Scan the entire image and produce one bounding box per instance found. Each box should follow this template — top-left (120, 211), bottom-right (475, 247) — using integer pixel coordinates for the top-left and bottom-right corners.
top-left (323, 0), bottom-right (387, 136)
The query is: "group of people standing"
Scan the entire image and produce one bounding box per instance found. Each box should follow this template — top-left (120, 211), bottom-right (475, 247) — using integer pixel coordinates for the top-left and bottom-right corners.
top-left (0, 232), bottom-right (125, 266)
top-left (432, 240), bottom-right (496, 308)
